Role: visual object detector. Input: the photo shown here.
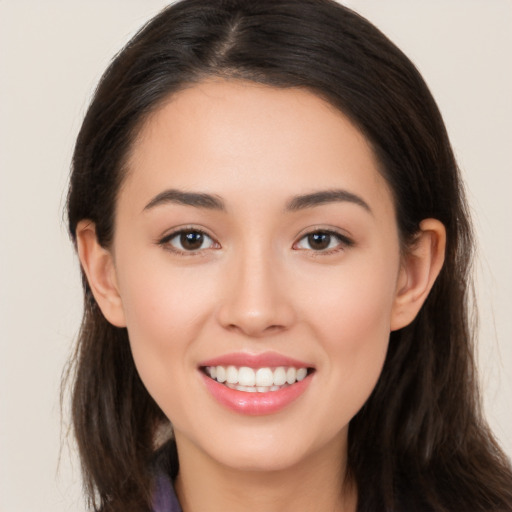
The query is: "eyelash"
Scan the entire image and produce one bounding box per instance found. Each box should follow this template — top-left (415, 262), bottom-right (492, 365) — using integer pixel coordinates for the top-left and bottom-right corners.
top-left (158, 227), bottom-right (218, 256)
top-left (293, 229), bottom-right (354, 255)
top-left (158, 228), bottom-right (354, 256)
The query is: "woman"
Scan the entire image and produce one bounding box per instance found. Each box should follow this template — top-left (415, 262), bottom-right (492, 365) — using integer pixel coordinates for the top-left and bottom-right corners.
top-left (66, 0), bottom-right (512, 510)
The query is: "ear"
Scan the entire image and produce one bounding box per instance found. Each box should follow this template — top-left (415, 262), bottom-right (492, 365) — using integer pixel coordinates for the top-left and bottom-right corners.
top-left (76, 220), bottom-right (126, 327)
top-left (390, 219), bottom-right (446, 331)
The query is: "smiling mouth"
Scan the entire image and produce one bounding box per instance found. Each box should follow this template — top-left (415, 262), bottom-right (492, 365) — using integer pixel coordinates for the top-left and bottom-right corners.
top-left (201, 365), bottom-right (315, 393)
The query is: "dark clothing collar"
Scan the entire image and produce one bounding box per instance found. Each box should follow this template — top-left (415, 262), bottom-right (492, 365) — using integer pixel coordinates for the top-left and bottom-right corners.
top-left (152, 473), bottom-right (182, 512)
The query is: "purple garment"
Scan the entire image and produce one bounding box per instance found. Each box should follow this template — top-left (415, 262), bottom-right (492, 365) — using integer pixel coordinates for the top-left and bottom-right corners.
top-left (152, 473), bottom-right (182, 512)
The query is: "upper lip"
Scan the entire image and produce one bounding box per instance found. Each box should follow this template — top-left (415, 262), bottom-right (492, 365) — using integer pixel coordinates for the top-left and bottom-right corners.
top-left (198, 351), bottom-right (313, 369)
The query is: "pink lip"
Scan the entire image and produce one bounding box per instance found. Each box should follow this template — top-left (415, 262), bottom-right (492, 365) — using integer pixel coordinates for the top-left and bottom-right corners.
top-left (199, 351), bottom-right (312, 369)
top-left (200, 371), bottom-right (312, 416)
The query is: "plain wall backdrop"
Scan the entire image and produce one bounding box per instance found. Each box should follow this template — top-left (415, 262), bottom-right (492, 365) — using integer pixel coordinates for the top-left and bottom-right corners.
top-left (0, 1), bottom-right (510, 511)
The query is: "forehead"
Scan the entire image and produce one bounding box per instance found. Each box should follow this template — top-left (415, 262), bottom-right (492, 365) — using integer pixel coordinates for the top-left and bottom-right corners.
top-left (123, 79), bottom-right (393, 216)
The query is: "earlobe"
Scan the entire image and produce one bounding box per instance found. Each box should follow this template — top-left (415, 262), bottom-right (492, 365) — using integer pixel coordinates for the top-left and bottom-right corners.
top-left (390, 219), bottom-right (446, 331)
top-left (75, 220), bottom-right (127, 327)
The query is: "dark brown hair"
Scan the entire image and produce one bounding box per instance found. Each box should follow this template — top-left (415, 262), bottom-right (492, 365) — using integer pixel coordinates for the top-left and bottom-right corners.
top-left (66, 1), bottom-right (512, 511)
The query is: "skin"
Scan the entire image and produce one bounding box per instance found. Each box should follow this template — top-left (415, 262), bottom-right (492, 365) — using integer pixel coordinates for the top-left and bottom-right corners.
top-left (77, 79), bottom-right (446, 512)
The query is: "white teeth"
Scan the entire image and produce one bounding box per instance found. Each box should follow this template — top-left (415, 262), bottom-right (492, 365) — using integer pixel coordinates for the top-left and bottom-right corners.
top-left (273, 367), bottom-right (287, 386)
top-left (216, 366), bottom-right (226, 383)
top-left (205, 364), bottom-right (310, 392)
top-left (255, 368), bottom-right (274, 387)
top-left (296, 368), bottom-right (307, 381)
top-left (226, 365), bottom-right (238, 384)
top-left (236, 384), bottom-right (257, 392)
top-left (238, 367), bottom-right (256, 386)
top-left (286, 367), bottom-right (296, 384)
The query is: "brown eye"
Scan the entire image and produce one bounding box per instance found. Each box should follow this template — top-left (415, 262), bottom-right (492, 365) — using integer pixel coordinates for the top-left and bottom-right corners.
top-left (163, 229), bottom-right (216, 252)
top-left (294, 230), bottom-right (353, 253)
top-left (307, 232), bottom-right (332, 250)
top-left (180, 231), bottom-right (205, 250)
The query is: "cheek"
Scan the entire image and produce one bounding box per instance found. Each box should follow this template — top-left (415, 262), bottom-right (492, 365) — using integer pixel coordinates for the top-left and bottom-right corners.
top-left (304, 254), bottom-right (398, 338)
top-left (301, 254), bottom-right (399, 401)
top-left (114, 257), bottom-right (218, 402)
top-left (118, 253), bottom-right (217, 337)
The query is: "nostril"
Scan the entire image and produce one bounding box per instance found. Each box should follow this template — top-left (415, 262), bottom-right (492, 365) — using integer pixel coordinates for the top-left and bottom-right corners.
top-left (222, 319), bottom-right (287, 337)
top-left (264, 324), bottom-right (285, 333)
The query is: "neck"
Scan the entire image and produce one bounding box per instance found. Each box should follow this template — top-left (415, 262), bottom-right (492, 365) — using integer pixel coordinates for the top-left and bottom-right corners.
top-left (173, 433), bottom-right (357, 512)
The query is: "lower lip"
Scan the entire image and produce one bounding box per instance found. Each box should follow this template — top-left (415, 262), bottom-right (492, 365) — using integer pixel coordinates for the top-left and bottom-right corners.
top-left (201, 372), bottom-right (312, 416)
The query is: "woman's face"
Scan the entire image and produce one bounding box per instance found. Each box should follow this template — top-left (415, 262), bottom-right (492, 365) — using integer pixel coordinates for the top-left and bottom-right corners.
top-left (110, 80), bottom-right (405, 471)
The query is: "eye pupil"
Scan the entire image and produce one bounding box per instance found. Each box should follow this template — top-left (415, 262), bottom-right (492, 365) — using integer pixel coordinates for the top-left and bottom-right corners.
top-left (180, 231), bottom-right (204, 250)
top-left (308, 232), bottom-right (330, 250)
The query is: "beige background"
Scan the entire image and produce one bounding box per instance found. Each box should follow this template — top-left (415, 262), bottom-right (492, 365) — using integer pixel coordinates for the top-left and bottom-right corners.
top-left (0, 1), bottom-right (510, 511)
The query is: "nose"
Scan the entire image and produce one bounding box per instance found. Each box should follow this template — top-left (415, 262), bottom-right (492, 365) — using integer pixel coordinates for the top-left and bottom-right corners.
top-left (216, 246), bottom-right (296, 338)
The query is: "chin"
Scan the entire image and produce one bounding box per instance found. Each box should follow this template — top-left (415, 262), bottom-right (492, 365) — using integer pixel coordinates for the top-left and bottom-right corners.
top-left (213, 444), bottom-right (309, 473)
top-left (188, 421), bottom-right (345, 474)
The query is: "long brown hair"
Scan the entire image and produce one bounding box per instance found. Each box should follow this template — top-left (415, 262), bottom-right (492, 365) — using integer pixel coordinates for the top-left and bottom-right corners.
top-left (65, 1), bottom-right (512, 510)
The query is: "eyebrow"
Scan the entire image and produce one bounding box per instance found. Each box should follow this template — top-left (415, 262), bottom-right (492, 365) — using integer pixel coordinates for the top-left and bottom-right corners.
top-left (143, 189), bottom-right (225, 212)
top-left (143, 187), bottom-right (371, 214)
top-left (285, 189), bottom-right (372, 214)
